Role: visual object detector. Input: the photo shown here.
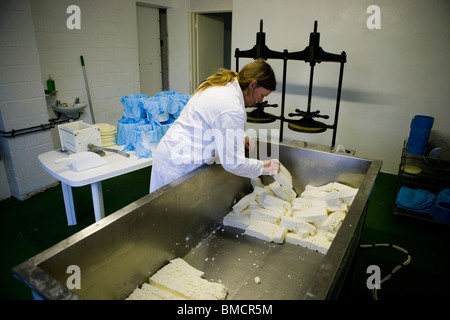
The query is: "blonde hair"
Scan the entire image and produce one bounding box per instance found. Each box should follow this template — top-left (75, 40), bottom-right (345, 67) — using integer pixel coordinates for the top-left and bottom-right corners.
top-left (194, 58), bottom-right (276, 94)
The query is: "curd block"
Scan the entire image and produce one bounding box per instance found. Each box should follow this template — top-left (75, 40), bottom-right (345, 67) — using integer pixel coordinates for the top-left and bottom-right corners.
top-left (245, 220), bottom-right (275, 242)
top-left (248, 201), bottom-right (264, 211)
top-left (232, 193), bottom-right (256, 214)
top-left (250, 207), bottom-right (283, 224)
top-left (257, 192), bottom-right (291, 213)
top-left (126, 283), bottom-right (185, 300)
top-left (309, 199), bottom-right (327, 209)
top-left (285, 232), bottom-right (313, 249)
top-left (273, 225), bottom-right (288, 244)
top-left (149, 260), bottom-right (227, 300)
top-left (150, 274), bottom-right (227, 300)
top-left (339, 189), bottom-right (358, 205)
top-left (323, 191), bottom-right (342, 206)
top-left (273, 163), bottom-right (293, 189)
top-left (252, 185), bottom-right (274, 197)
top-left (316, 182), bottom-right (334, 192)
top-left (280, 215), bottom-right (316, 236)
top-left (129, 258), bottom-right (228, 300)
top-left (268, 181), bottom-right (296, 202)
top-left (310, 232), bottom-right (332, 254)
top-left (304, 184), bottom-right (318, 191)
top-left (301, 184), bottom-right (327, 198)
top-left (141, 283), bottom-right (185, 300)
top-left (327, 202), bottom-right (348, 213)
top-left (222, 176), bottom-right (357, 255)
top-left (251, 177), bottom-right (264, 189)
top-left (268, 181), bottom-right (289, 202)
top-left (300, 189), bottom-right (328, 200)
top-left (295, 229), bottom-right (311, 239)
top-left (293, 206), bottom-right (328, 224)
top-left (333, 182), bottom-right (356, 193)
top-left (292, 197), bottom-right (310, 209)
top-left (223, 211), bottom-right (253, 230)
top-left (285, 207), bottom-right (293, 217)
top-left (168, 258), bottom-right (205, 278)
top-left (326, 232), bottom-right (336, 241)
top-left (273, 172), bottom-right (292, 190)
top-left (322, 211), bottom-right (346, 233)
top-left (285, 232), bottom-right (331, 254)
top-left (244, 220), bottom-right (287, 243)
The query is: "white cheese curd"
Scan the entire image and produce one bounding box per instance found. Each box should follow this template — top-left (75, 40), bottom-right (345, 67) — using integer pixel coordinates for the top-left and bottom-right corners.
top-left (222, 162), bottom-right (359, 255)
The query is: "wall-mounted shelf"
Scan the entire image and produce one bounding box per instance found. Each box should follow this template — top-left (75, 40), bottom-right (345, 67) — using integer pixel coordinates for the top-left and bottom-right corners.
top-left (45, 90), bottom-right (58, 96)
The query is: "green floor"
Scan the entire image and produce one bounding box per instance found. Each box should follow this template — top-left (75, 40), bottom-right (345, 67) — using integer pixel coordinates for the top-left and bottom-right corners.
top-left (1, 170), bottom-right (449, 300)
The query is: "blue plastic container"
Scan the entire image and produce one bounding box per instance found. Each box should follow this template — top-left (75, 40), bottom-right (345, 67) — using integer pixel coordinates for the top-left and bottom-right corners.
top-left (120, 94), bottom-right (149, 120)
top-left (433, 201), bottom-right (450, 224)
top-left (142, 97), bottom-right (169, 123)
top-left (406, 115), bottom-right (434, 155)
top-left (433, 189), bottom-right (450, 224)
top-left (116, 117), bottom-right (146, 146)
top-left (122, 123), bottom-right (163, 158)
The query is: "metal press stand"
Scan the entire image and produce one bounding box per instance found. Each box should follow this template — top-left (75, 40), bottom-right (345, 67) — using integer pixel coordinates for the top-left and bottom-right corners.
top-left (235, 20), bottom-right (346, 147)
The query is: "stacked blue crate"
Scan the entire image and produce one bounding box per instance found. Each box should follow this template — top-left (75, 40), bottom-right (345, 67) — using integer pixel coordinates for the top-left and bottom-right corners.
top-left (116, 91), bottom-right (190, 158)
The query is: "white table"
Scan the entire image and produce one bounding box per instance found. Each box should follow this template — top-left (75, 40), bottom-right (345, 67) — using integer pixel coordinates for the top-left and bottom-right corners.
top-left (38, 146), bottom-right (153, 225)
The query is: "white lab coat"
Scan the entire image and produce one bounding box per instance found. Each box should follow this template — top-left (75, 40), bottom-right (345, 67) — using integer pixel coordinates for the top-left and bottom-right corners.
top-left (150, 79), bottom-right (264, 192)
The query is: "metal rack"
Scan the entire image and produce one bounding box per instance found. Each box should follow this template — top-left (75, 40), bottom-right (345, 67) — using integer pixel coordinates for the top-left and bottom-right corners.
top-left (235, 20), bottom-right (346, 146)
top-left (394, 140), bottom-right (450, 225)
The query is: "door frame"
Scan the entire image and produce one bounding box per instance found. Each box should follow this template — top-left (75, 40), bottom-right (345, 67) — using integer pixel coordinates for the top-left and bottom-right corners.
top-left (189, 11), bottom-right (232, 94)
top-left (136, 4), bottom-right (169, 94)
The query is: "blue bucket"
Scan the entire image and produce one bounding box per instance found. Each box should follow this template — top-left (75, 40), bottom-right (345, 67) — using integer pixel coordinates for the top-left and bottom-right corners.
top-left (406, 115), bottom-right (434, 155)
top-left (433, 189), bottom-right (450, 224)
top-left (433, 201), bottom-right (450, 224)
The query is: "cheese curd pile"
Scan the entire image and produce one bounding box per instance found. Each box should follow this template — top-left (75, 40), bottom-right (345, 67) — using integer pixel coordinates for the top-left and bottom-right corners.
top-left (223, 174), bottom-right (358, 255)
top-left (127, 258), bottom-right (228, 300)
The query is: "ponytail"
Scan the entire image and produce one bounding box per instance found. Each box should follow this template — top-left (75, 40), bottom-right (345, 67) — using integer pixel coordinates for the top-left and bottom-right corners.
top-left (194, 58), bottom-right (276, 94)
top-left (195, 69), bottom-right (236, 94)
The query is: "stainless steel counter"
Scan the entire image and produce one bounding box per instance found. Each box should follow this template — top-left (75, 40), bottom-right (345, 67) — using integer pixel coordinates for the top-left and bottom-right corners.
top-left (13, 141), bottom-right (382, 300)
top-left (183, 225), bottom-right (324, 300)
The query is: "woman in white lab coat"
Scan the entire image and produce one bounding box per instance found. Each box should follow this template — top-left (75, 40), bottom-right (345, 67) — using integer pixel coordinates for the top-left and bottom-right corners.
top-left (150, 58), bottom-right (280, 193)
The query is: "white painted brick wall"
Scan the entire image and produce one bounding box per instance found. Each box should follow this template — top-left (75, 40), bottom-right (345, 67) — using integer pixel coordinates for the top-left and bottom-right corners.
top-left (0, 0), bottom-right (57, 200)
top-left (1, 0), bottom-right (145, 200)
top-left (30, 0), bottom-right (142, 126)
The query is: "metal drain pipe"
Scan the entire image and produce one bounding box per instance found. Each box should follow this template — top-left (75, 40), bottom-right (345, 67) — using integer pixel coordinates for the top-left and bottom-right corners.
top-left (0, 113), bottom-right (81, 138)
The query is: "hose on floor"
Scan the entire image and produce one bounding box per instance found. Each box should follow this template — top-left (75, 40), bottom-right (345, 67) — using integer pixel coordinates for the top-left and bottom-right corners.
top-left (360, 243), bottom-right (411, 300)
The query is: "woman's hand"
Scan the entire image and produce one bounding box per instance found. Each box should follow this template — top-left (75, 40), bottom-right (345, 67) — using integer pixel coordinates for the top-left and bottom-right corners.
top-left (244, 137), bottom-right (256, 153)
top-left (262, 159), bottom-right (280, 176)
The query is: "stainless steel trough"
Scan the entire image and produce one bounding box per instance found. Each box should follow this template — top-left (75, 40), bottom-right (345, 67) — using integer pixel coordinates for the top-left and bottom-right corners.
top-left (13, 141), bottom-right (382, 300)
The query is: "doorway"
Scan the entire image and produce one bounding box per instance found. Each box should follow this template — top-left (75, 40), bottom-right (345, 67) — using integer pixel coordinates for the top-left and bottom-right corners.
top-left (136, 5), bottom-right (169, 96)
top-left (190, 12), bottom-right (232, 93)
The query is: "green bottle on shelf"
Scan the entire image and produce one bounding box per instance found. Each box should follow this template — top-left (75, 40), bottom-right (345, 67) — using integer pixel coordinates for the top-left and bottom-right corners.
top-left (47, 74), bottom-right (55, 92)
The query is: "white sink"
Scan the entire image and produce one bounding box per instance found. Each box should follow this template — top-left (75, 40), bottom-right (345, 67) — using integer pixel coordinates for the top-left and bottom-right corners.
top-left (52, 103), bottom-right (87, 118)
